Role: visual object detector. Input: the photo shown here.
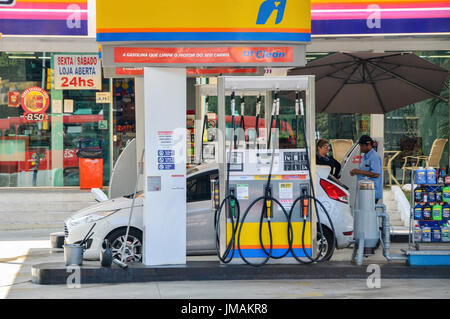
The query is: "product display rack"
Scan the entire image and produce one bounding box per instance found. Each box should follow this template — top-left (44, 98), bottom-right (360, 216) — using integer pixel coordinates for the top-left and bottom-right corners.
top-left (407, 170), bottom-right (450, 266)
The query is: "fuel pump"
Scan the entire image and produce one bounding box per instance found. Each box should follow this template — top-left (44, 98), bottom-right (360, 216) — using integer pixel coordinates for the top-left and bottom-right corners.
top-left (216, 76), bottom-right (336, 266)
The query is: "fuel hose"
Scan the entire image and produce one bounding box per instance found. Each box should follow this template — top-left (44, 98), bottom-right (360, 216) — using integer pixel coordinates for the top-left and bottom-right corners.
top-left (214, 92), bottom-right (241, 263)
top-left (287, 93), bottom-right (337, 264)
top-left (236, 92), bottom-right (292, 267)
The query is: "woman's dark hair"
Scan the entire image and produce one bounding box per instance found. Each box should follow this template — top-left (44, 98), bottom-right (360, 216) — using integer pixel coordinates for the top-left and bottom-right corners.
top-left (317, 138), bottom-right (329, 149)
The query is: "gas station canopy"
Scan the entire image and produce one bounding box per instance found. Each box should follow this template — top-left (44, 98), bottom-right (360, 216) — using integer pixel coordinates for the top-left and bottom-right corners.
top-left (96, 0), bottom-right (311, 68)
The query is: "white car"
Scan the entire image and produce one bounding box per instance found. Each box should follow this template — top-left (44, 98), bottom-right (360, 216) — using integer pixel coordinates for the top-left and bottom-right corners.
top-left (64, 163), bottom-right (353, 262)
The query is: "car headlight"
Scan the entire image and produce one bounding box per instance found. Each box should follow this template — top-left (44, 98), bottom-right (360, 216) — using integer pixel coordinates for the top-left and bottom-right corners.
top-left (69, 210), bottom-right (120, 226)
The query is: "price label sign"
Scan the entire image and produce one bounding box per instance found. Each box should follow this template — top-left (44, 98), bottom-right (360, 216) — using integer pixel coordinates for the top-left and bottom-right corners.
top-left (20, 87), bottom-right (50, 123)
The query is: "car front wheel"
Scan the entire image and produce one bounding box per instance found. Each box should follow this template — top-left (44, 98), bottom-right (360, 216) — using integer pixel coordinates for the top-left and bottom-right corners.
top-left (106, 228), bottom-right (143, 263)
top-left (317, 225), bottom-right (335, 262)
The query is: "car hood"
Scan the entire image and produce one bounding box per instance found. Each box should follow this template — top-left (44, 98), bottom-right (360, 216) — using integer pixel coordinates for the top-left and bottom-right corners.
top-left (68, 196), bottom-right (144, 220)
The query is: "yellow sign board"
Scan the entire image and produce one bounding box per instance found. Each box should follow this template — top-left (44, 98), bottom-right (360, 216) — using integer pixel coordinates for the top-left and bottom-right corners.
top-left (96, 0), bottom-right (311, 43)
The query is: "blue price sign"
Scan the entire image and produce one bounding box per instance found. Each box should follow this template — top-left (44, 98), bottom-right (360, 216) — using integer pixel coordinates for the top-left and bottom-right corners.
top-left (158, 164), bottom-right (175, 170)
top-left (158, 157), bottom-right (174, 164)
top-left (158, 150), bottom-right (174, 157)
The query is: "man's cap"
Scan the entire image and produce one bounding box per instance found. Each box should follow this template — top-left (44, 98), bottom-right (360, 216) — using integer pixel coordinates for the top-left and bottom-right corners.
top-left (358, 135), bottom-right (373, 145)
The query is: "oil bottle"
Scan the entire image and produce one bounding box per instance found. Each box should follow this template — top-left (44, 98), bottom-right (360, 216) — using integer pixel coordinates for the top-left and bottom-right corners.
top-left (437, 168), bottom-right (445, 184)
top-left (443, 185), bottom-right (450, 203)
top-left (431, 224), bottom-right (442, 242)
top-left (427, 167), bottom-right (437, 184)
top-left (443, 202), bottom-right (450, 221)
top-left (422, 225), bottom-right (431, 242)
top-left (436, 188), bottom-right (443, 202)
top-left (432, 203), bottom-right (442, 221)
top-left (428, 189), bottom-right (436, 203)
top-left (416, 167), bottom-right (427, 185)
top-left (414, 224), bottom-right (422, 242)
top-left (414, 185), bottom-right (424, 202)
top-left (414, 202), bottom-right (423, 220)
top-left (442, 224), bottom-right (450, 242)
top-left (423, 203), bottom-right (432, 221)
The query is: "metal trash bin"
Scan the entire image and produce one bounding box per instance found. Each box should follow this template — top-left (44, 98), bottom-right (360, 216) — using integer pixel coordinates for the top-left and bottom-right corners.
top-left (63, 244), bottom-right (84, 266)
top-left (77, 139), bottom-right (104, 189)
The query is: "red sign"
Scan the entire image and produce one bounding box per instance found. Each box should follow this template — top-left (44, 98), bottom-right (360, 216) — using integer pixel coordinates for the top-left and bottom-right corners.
top-left (20, 87), bottom-right (50, 122)
top-left (8, 91), bottom-right (20, 107)
top-left (114, 47), bottom-right (294, 65)
top-left (116, 67), bottom-right (260, 76)
top-left (116, 67), bottom-right (144, 76)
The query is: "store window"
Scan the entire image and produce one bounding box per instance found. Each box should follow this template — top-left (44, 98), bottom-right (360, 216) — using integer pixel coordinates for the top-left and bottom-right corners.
top-left (0, 52), bottom-right (111, 187)
top-left (112, 79), bottom-right (136, 162)
top-left (384, 51), bottom-right (449, 184)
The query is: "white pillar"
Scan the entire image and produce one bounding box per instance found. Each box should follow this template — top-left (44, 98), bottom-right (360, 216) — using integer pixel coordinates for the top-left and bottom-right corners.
top-left (135, 77), bottom-right (145, 191)
top-left (143, 67), bottom-right (187, 266)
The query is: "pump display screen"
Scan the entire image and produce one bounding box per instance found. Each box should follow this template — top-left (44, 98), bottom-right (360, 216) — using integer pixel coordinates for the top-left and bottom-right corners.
top-left (229, 151), bottom-right (243, 172)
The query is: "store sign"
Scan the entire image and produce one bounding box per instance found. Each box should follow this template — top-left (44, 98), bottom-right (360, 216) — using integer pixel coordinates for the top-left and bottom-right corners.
top-left (0, 0), bottom-right (88, 36)
top-left (54, 55), bottom-right (102, 90)
top-left (311, 0), bottom-right (450, 35)
top-left (115, 47), bottom-right (294, 65)
top-left (96, 0), bottom-right (311, 43)
top-left (20, 87), bottom-right (49, 122)
top-left (114, 67), bottom-right (261, 77)
top-left (8, 91), bottom-right (20, 107)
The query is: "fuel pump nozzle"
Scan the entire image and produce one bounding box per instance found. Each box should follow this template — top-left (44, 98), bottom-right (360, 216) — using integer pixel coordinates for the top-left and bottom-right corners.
top-left (264, 186), bottom-right (273, 220)
top-left (231, 92), bottom-right (238, 150)
top-left (240, 94), bottom-right (246, 146)
top-left (255, 94), bottom-right (262, 149)
top-left (200, 95), bottom-right (210, 163)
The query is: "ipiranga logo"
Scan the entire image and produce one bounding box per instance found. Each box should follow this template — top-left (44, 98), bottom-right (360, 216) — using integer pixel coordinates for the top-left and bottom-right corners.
top-left (257, 0), bottom-right (287, 25)
top-left (0, 0), bottom-right (15, 6)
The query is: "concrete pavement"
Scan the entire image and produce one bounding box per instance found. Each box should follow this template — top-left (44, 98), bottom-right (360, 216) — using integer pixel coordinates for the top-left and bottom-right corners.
top-left (1, 230), bottom-right (449, 299)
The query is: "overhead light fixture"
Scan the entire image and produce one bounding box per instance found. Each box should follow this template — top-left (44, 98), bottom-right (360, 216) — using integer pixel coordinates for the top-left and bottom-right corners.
top-left (427, 55), bottom-right (450, 58)
top-left (5, 51), bottom-right (35, 55)
top-left (8, 55), bottom-right (37, 59)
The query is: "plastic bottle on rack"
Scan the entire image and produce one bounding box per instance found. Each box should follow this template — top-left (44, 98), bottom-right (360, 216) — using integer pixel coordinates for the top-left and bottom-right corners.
top-left (442, 224), bottom-right (450, 242)
top-left (414, 185), bottom-right (424, 202)
top-left (436, 188), bottom-right (443, 202)
top-left (437, 168), bottom-right (445, 184)
top-left (428, 189), bottom-right (436, 203)
top-left (431, 224), bottom-right (442, 242)
top-left (416, 167), bottom-right (427, 185)
top-left (414, 224), bottom-right (422, 242)
top-left (427, 167), bottom-right (437, 184)
top-left (443, 202), bottom-right (450, 221)
top-left (432, 203), bottom-right (443, 221)
top-left (443, 185), bottom-right (450, 203)
top-left (423, 203), bottom-right (432, 221)
top-left (423, 186), bottom-right (429, 203)
top-left (422, 225), bottom-right (431, 242)
top-left (414, 203), bottom-right (423, 220)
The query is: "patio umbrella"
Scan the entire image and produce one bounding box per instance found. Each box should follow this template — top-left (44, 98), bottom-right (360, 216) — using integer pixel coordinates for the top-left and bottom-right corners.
top-left (288, 52), bottom-right (449, 114)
